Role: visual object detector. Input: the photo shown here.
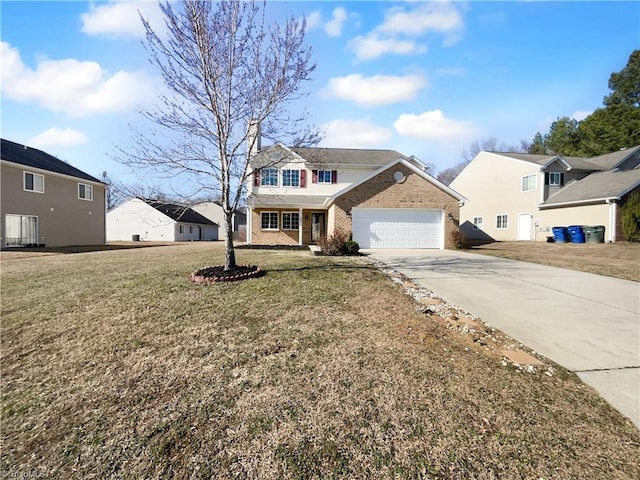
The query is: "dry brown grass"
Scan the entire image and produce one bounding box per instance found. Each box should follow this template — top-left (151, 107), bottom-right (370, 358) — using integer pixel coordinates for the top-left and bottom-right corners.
top-left (2, 243), bottom-right (639, 479)
top-left (469, 241), bottom-right (640, 282)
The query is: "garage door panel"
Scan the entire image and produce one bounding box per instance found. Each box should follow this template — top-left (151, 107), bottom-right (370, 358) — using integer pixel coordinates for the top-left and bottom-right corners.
top-left (352, 208), bottom-right (443, 249)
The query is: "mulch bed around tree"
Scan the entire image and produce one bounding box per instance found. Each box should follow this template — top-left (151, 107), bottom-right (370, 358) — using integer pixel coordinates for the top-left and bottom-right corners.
top-left (191, 265), bottom-right (264, 283)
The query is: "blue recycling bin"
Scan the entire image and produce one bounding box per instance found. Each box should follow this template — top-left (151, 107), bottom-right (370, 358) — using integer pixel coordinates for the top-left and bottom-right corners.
top-left (552, 226), bottom-right (569, 243)
top-left (568, 225), bottom-right (585, 243)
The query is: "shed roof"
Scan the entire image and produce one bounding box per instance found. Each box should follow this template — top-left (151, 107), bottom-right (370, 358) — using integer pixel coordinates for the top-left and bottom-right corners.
top-left (541, 169), bottom-right (640, 207)
top-left (1, 138), bottom-right (103, 183)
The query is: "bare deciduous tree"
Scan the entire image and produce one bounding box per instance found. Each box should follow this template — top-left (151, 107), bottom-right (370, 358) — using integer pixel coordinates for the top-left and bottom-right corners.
top-left (119, 0), bottom-right (318, 269)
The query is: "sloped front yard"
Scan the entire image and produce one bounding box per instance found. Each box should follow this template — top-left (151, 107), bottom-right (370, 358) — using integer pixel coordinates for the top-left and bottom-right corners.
top-left (1, 243), bottom-right (639, 479)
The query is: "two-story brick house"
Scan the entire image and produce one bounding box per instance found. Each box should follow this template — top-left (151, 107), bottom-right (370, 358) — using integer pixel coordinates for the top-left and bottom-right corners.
top-left (246, 140), bottom-right (467, 249)
top-left (450, 146), bottom-right (640, 242)
top-left (1, 138), bottom-right (107, 247)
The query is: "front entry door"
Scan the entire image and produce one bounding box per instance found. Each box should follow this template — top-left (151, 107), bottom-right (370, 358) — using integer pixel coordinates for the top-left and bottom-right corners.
top-left (311, 213), bottom-right (326, 243)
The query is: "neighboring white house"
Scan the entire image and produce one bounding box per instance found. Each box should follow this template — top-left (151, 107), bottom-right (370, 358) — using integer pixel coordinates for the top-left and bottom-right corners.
top-left (191, 201), bottom-right (246, 241)
top-left (246, 142), bottom-right (466, 249)
top-left (450, 146), bottom-right (640, 243)
top-left (107, 198), bottom-right (218, 242)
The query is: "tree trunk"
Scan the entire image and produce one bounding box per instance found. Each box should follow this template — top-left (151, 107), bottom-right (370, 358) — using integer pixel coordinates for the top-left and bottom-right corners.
top-left (224, 212), bottom-right (236, 270)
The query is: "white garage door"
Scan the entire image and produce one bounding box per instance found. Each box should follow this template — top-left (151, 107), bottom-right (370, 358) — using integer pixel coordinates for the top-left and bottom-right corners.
top-left (352, 208), bottom-right (444, 249)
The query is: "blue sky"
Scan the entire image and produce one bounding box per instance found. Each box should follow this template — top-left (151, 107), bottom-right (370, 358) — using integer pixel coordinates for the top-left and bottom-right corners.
top-left (1, 1), bottom-right (638, 190)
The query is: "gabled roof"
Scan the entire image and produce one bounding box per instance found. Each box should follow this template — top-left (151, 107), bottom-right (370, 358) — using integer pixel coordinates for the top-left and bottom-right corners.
top-left (1, 138), bottom-right (103, 183)
top-left (250, 144), bottom-right (407, 168)
top-left (291, 147), bottom-right (407, 167)
top-left (540, 169), bottom-right (640, 208)
top-left (586, 146), bottom-right (640, 170)
top-left (143, 199), bottom-right (217, 225)
top-left (331, 158), bottom-right (467, 204)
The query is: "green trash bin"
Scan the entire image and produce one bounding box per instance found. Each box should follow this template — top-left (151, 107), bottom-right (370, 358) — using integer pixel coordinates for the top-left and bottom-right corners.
top-left (583, 226), bottom-right (605, 243)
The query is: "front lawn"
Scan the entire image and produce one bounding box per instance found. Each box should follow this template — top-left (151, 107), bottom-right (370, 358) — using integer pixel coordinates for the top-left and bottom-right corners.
top-left (1, 243), bottom-right (638, 479)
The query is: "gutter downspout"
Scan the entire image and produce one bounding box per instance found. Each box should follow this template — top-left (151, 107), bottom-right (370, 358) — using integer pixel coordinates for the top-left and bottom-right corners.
top-left (607, 200), bottom-right (617, 243)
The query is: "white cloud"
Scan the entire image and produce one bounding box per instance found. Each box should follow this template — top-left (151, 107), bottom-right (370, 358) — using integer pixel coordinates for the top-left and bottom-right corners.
top-left (320, 119), bottom-right (392, 148)
top-left (325, 74), bottom-right (427, 106)
top-left (379, 2), bottom-right (464, 38)
top-left (394, 110), bottom-right (479, 141)
top-left (29, 128), bottom-right (89, 149)
top-left (349, 33), bottom-right (425, 61)
top-left (572, 110), bottom-right (593, 121)
top-left (325, 7), bottom-right (348, 37)
top-left (0, 42), bottom-right (158, 117)
top-left (348, 2), bottom-right (465, 61)
top-left (81, 0), bottom-right (164, 39)
top-left (305, 10), bottom-right (322, 30)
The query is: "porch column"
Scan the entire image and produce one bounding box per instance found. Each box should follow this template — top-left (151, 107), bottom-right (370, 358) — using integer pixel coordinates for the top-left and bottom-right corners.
top-left (247, 206), bottom-right (252, 245)
top-left (298, 207), bottom-right (303, 245)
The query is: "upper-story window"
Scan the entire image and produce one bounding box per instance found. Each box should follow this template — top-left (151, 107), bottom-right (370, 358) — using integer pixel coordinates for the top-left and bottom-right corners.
top-left (521, 174), bottom-right (537, 192)
top-left (547, 172), bottom-right (564, 186)
top-left (260, 168), bottom-right (278, 187)
top-left (317, 170), bottom-right (332, 183)
top-left (78, 183), bottom-right (93, 201)
top-left (24, 171), bottom-right (44, 193)
top-left (282, 169), bottom-right (300, 187)
top-left (312, 169), bottom-right (337, 184)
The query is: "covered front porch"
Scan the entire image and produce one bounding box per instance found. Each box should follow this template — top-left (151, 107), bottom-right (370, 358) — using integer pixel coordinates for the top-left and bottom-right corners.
top-left (247, 195), bottom-right (330, 246)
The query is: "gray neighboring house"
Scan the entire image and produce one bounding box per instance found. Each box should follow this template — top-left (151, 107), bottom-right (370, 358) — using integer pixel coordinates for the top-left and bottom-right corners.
top-left (451, 146), bottom-right (640, 242)
top-left (191, 201), bottom-right (247, 241)
top-left (107, 198), bottom-right (218, 242)
top-left (1, 138), bottom-right (106, 248)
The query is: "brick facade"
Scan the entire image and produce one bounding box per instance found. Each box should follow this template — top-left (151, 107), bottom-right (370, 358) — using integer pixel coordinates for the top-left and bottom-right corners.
top-left (333, 164), bottom-right (461, 249)
top-left (250, 208), bottom-right (328, 245)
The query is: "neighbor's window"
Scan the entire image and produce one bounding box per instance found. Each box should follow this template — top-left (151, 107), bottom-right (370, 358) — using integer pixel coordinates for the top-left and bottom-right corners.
top-left (189, 226), bottom-right (193, 234)
top-left (24, 172), bottom-right (44, 193)
top-left (496, 214), bottom-right (508, 229)
top-left (78, 183), bottom-right (93, 201)
top-left (179, 225), bottom-right (185, 234)
top-left (473, 217), bottom-right (483, 230)
top-left (521, 174), bottom-right (537, 192)
top-left (318, 170), bottom-right (332, 183)
top-left (282, 212), bottom-right (300, 230)
top-left (282, 169), bottom-right (300, 187)
top-left (549, 172), bottom-right (562, 186)
top-left (260, 168), bottom-right (279, 187)
top-left (261, 212), bottom-right (278, 230)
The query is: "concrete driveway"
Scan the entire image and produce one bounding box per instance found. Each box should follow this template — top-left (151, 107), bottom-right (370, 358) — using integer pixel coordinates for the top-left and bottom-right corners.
top-left (365, 248), bottom-right (640, 428)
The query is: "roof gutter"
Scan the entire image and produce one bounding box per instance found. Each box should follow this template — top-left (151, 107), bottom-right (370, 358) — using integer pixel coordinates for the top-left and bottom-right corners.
top-left (538, 196), bottom-right (619, 209)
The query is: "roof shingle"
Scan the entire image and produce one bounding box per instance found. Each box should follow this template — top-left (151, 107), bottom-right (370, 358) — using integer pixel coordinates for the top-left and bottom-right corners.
top-left (1, 138), bottom-right (103, 183)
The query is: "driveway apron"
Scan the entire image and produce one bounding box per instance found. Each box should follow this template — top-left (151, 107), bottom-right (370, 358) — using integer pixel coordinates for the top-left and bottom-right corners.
top-left (365, 248), bottom-right (640, 428)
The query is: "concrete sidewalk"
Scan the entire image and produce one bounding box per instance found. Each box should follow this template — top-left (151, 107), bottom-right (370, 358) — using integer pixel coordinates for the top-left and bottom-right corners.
top-left (365, 248), bottom-right (640, 428)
